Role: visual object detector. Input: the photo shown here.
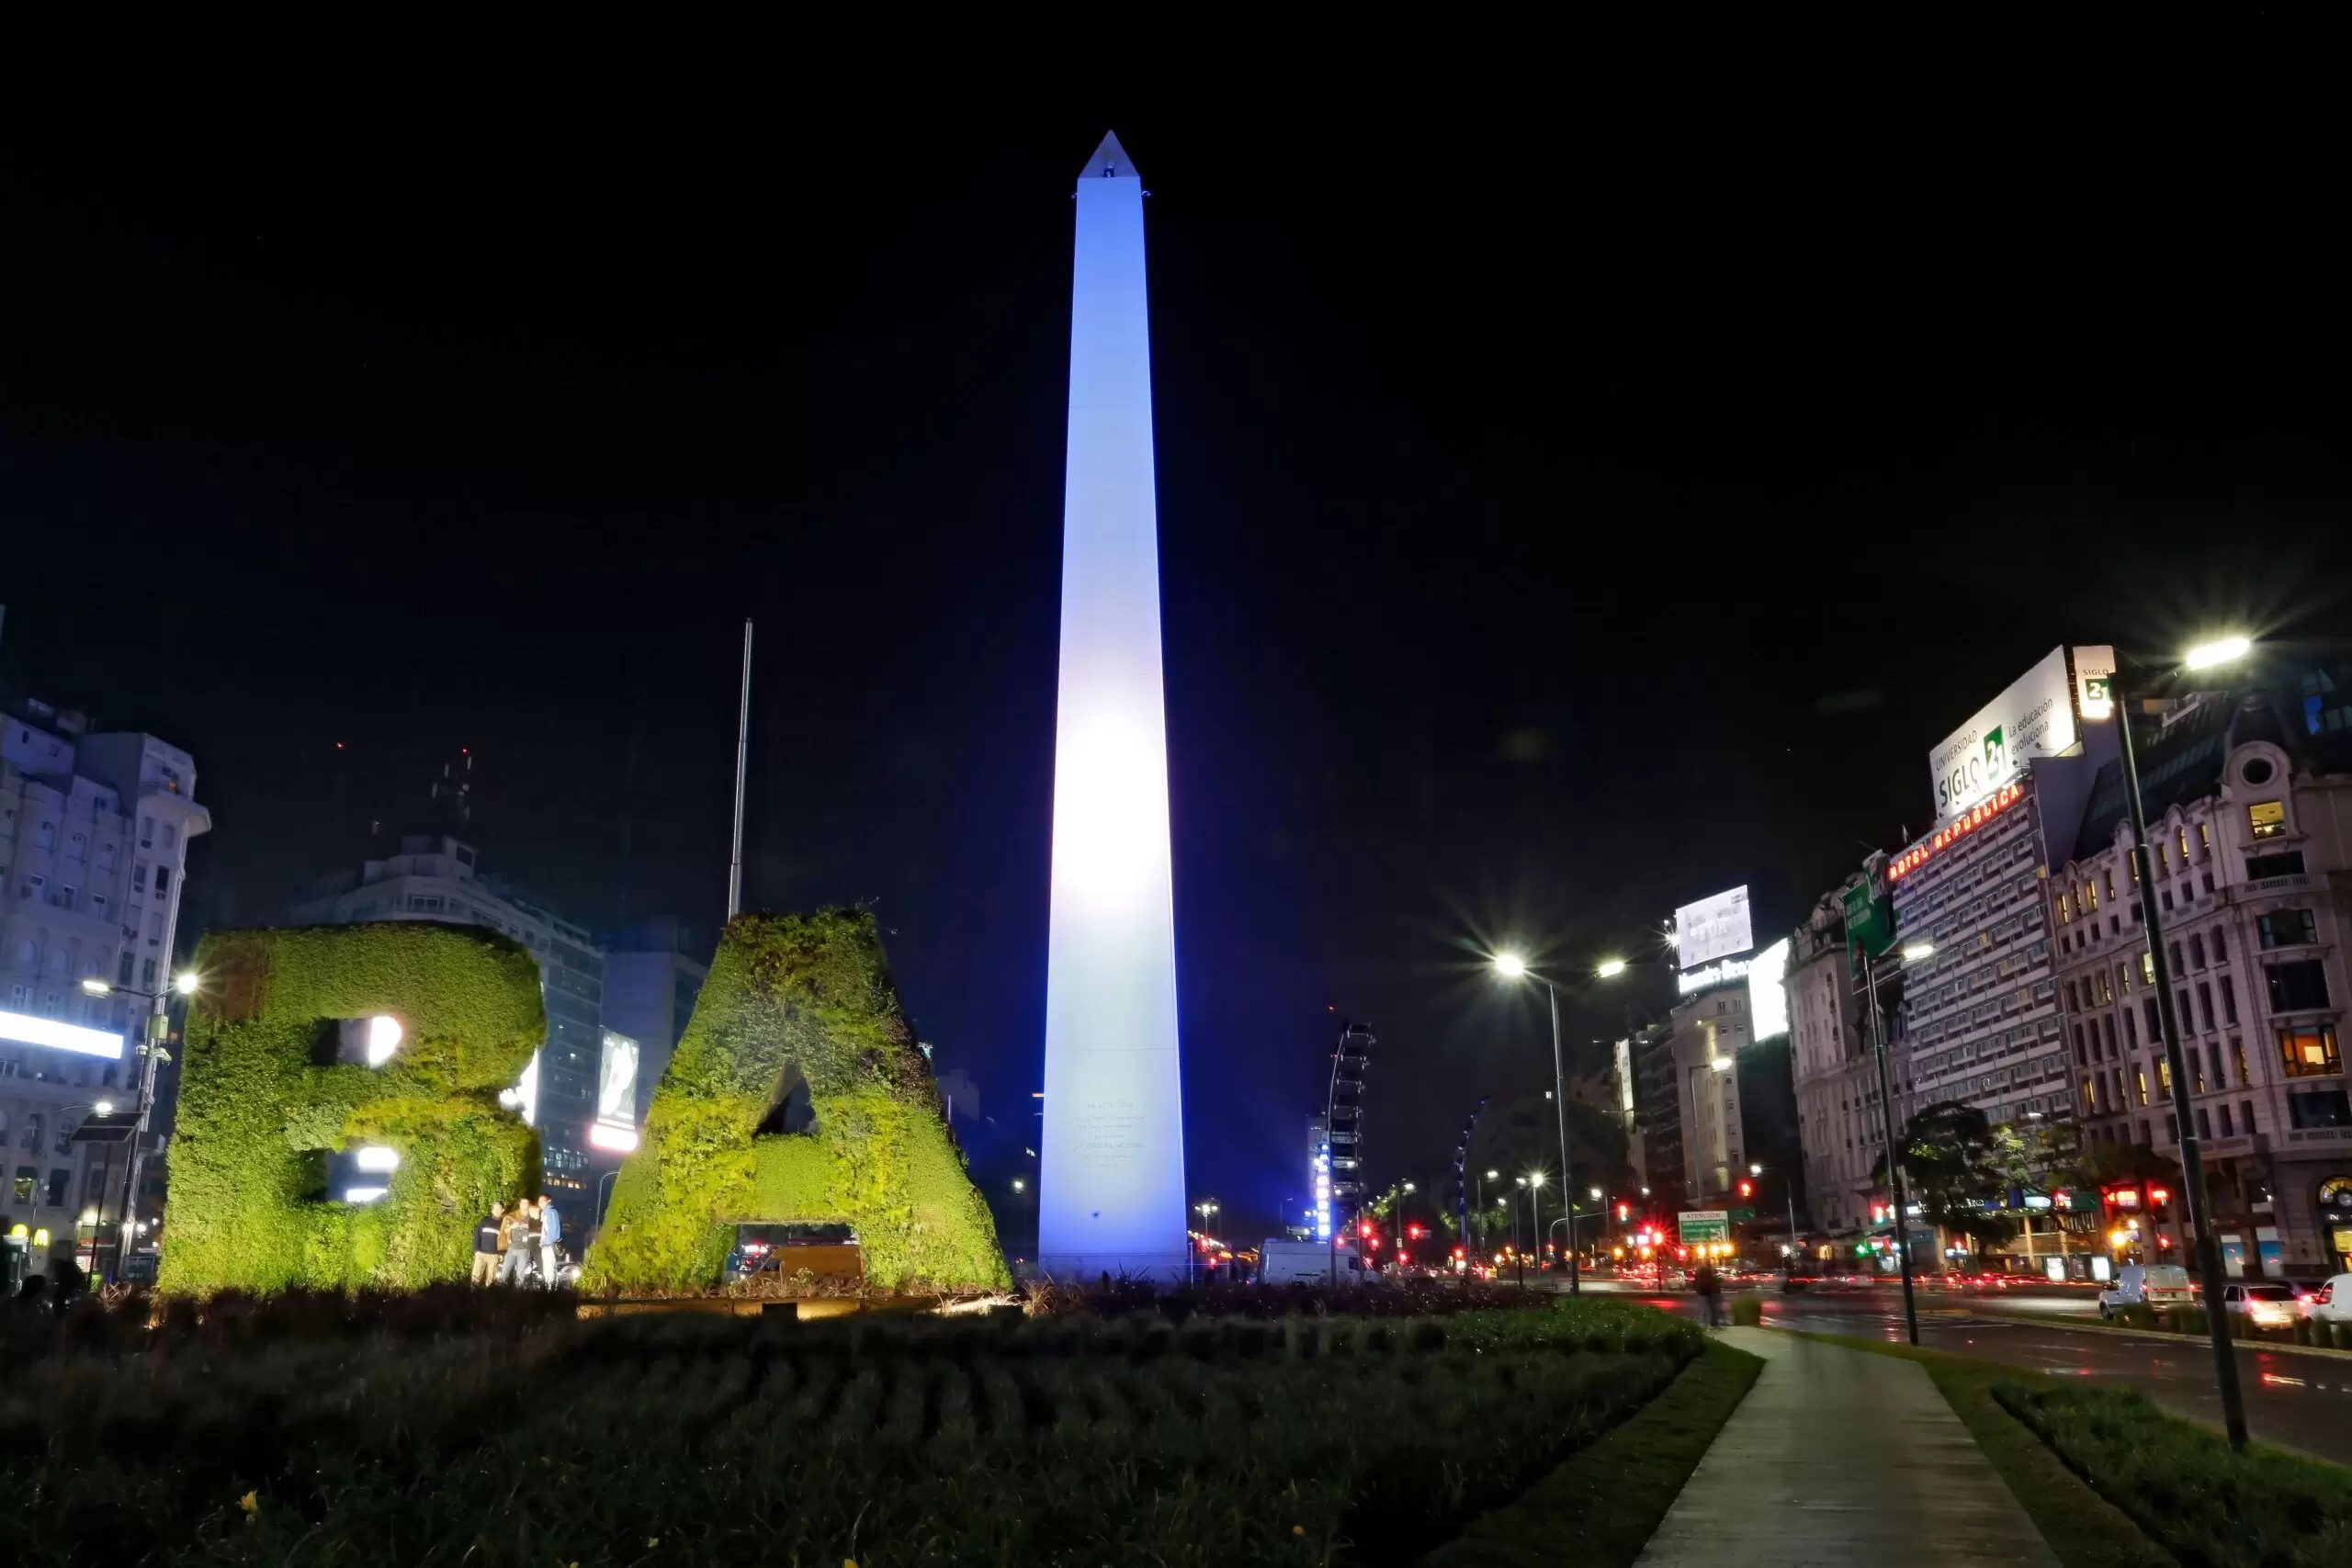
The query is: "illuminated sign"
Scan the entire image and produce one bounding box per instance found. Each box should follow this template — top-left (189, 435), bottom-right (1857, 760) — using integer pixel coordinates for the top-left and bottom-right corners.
top-left (1677, 955), bottom-right (1752, 996)
top-left (1928, 647), bottom-right (2078, 825)
top-left (1674, 886), bottom-right (1753, 971)
top-left (0, 1010), bottom-right (125, 1060)
top-left (1747, 938), bottom-right (1791, 1040)
top-left (1887, 782), bottom-right (2024, 882)
top-left (593, 1030), bottom-right (641, 1154)
top-left (2075, 645), bottom-right (2116, 723)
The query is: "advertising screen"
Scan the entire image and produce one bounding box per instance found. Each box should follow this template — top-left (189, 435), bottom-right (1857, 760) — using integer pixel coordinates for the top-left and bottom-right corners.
top-left (1928, 646), bottom-right (2078, 826)
top-left (1675, 886), bottom-right (1753, 971)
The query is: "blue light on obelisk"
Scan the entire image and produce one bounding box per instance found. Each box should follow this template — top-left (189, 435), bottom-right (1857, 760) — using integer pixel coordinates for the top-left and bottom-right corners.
top-left (1036, 131), bottom-right (1187, 1281)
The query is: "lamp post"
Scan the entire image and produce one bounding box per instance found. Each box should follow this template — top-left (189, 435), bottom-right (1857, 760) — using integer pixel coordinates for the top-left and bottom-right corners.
top-left (1193, 1198), bottom-right (1219, 1285)
top-left (78, 970), bottom-right (197, 1281)
top-left (1492, 953), bottom-right (1629, 1295)
top-left (1859, 939), bottom-right (1934, 1344)
top-left (2117, 635), bottom-right (2254, 1450)
top-left (1479, 1169), bottom-right (1498, 1256)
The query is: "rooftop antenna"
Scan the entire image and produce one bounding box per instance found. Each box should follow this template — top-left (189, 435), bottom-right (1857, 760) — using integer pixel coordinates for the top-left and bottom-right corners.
top-left (726, 618), bottom-right (753, 923)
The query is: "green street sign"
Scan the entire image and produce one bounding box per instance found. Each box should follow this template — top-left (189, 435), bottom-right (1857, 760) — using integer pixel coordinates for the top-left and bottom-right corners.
top-left (1843, 881), bottom-right (1894, 960)
top-left (1677, 1209), bottom-right (1729, 1245)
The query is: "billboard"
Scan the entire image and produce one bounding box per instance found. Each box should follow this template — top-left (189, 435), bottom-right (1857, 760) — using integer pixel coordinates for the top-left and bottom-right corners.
top-left (1747, 938), bottom-right (1792, 1040)
top-left (2074, 645), bottom-right (2116, 723)
top-left (1929, 646), bottom-right (2080, 826)
top-left (1675, 886), bottom-right (1753, 971)
top-left (589, 1030), bottom-right (642, 1153)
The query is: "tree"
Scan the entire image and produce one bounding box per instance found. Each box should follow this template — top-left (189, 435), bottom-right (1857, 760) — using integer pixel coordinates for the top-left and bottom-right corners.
top-left (1872, 1100), bottom-right (2016, 1247)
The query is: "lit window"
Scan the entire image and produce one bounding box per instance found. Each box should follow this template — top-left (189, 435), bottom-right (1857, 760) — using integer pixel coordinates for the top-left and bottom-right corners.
top-left (2058, 892), bottom-right (2072, 923)
top-left (2136, 1068), bottom-right (2150, 1106)
top-left (2249, 801), bottom-right (2287, 840)
top-left (2199, 822), bottom-right (2211, 850)
top-left (2279, 1026), bottom-right (2341, 1078)
top-left (2178, 826), bottom-right (2191, 860)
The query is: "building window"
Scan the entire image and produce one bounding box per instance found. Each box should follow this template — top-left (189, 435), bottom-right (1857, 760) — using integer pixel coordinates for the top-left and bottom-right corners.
top-left (2199, 822), bottom-right (2211, 850)
top-left (2136, 1068), bottom-right (2150, 1106)
top-left (2161, 888), bottom-right (2174, 911)
top-left (2290, 1089), bottom-right (2352, 1130)
top-left (2189, 934), bottom-right (2205, 969)
top-left (2123, 1008), bottom-right (2138, 1050)
top-left (2157, 842), bottom-right (2169, 872)
top-left (117, 951), bottom-right (134, 984)
top-left (2245, 851), bottom-right (2305, 881)
top-left (2103, 1015), bottom-right (2118, 1055)
top-left (139, 817), bottom-right (153, 849)
top-left (2198, 1107), bottom-right (2212, 1140)
top-left (153, 867), bottom-right (170, 897)
top-left (2211, 928), bottom-right (2227, 964)
top-left (2219, 1101), bottom-right (2234, 1137)
top-left (2178, 826), bottom-right (2191, 860)
top-left (2248, 801), bottom-right (2288, 840)
top-left (2144, 998), bottom-right (2161, 1043)
top-left (10, 1168), bottom-right (32, 1204)
top-left (141, 958), bottom-right (157, 987)
top-left (2242, 1099), bottom-right (2256, 1134)
top-left (2140, 952), bottom-right (2155, 987)
top-left (2221, 974), bottom-right (2238, 1025)
top-left (2198, 985), bottom-right (2216, 1036)
top-left (2257, 908), bottom-right (2318, 948)
top-left (2059, 892), bottom-right (2072, 923)
top-left (44, 1168), bottom-right (67, 1206)
top-left (2169, 942), bottom-right (2184, 973)
top-left (2266, 960), bottom-right (2331, 1013)
top-left (2280, 1026), bottom-right (2342, 1078)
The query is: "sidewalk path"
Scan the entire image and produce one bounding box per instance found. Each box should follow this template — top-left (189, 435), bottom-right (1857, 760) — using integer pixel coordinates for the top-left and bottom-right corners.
top-left (1634, 1328), bottom-right (2057, 1568)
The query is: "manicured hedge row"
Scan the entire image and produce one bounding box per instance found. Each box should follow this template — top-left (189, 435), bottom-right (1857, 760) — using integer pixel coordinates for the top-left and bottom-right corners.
top-left (161, 924), bottom-right (544, 1293)
top-left (582, 908), bottom-right (1007, 1294)
top-left (1996, 1381), bottom-right (2352, 1568)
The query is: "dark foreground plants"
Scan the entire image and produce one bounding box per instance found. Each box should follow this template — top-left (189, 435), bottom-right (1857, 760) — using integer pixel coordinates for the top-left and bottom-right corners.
top-left (1995, 1382), bottom-right (2352, 1568)
top-left (0, 1291), bottom-right (1700, 1568)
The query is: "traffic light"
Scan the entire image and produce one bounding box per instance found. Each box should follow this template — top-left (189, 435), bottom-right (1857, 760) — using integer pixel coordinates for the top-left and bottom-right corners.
top-left (1616, 1202), bottom-right (1630, 1223)
top-left (1737, 1179), bottom-right (1754, 1200)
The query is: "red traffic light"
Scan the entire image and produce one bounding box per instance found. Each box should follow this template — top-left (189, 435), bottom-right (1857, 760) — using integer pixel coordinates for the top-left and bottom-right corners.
top-left (1407, 1224), bottom-right (1424, 1239)
top-left (1737, 1180), bottom-right (1753, 1200)
top-left (1615, 1203), bottom-right (1630, 1222)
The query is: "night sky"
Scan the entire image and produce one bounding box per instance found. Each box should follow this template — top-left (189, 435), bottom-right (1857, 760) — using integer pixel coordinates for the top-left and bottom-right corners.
top-left (6, 53), bottom-right (2347, 1242)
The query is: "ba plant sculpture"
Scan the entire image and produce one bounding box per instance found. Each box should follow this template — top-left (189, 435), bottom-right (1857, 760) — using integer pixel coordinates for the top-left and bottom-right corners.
top-left (583, 908), bottom-right (1007, 1294)
top-left (161, 923), bottom-right (544, 1293)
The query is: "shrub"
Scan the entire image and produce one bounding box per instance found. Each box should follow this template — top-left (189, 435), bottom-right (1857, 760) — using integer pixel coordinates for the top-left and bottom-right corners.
top-left (0, 1295), bottom-right (1701, 1568)
top-left (1996, 1382), bottom-right (2352, 1568)
top-left (583, 909), bottom-right (1007, 1296)
top-left (162, 924), bottom-right (544, 1294)
top-left (1730, 1295), bottom-right (1763, 1326)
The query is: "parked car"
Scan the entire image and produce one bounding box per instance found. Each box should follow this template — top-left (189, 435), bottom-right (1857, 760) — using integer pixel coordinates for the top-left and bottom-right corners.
top-left (2300, 1273), bottom-right (2352, 1324)
top-left (2098, 1263), bottom-right (2194, 1317)
top-left (1257, 1239), bottom-right (1366, 1285)
top-left (2217, 1281), bottom-right (2301, 1329)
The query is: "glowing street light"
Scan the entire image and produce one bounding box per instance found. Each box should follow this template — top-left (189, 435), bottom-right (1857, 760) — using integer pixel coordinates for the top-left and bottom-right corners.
top-left (173, 970), bottom-right (201, 997)
top-left (1900, 942), bottom-right (1936, 963)
top-left (1492, 952), bottom-right (1529, 979)
top-left (2183, 634), bottom-right (2251, 671)
top-left (79, 977), bottom-right (110, 998)
top-left (1595, 957), bottom-right (1627, 978)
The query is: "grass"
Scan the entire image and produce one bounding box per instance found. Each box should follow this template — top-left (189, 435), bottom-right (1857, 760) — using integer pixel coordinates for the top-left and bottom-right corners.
top-left (1996, 1382), bottom-right (2352, 1568)
top-left (0, 1290), bottom-right (1703, 1567)
top-left (1419, 1340), bottom-right (1763, 1568)
top-left (1788, 1329), bottom-right (2163, 1568)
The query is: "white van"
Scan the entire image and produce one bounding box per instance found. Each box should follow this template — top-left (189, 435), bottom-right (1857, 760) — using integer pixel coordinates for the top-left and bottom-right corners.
top-left (1258, 1239), bottom-right (1366, 1286)
top-left (2098, 1263), bottom-right (2194, 1317)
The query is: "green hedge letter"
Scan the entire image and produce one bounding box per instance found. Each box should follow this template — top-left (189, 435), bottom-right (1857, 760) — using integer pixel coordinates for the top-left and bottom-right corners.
top-left (161, 923), bottom-right (544, 1293)
top-left (582, 908), bottom-right (1007, 1294)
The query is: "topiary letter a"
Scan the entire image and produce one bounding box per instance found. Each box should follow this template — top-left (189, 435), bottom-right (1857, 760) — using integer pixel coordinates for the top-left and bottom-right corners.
top-left (582, 908), bottom-right (1007, 1294)
top-left (161, 923), bottom-right (545, 1294)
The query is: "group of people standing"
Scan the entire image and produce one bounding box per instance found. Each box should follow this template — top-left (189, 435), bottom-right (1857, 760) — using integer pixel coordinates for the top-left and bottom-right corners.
top-left (471, 1195), bottom-right (562, 1287)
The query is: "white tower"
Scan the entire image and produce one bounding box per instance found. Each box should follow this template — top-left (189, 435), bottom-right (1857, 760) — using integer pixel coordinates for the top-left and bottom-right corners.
top-left (1036, 131), bottom-right (1187, 1281)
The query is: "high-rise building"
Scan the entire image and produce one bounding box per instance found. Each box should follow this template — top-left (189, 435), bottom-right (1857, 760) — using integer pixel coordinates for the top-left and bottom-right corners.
top-left (1786, 888), bottom-right (1883, 1234)
top-left (1887, 647), bottom-right (2117, 1134)
top-left (599, 916), bottom-right (708, 1123)
top-left (2054, 689), bottom-right (2352, 1280)
top-left (289, 836), bottom-right (606, 1205)
top-left (0, 697), bottom-right (209, 1286)
top-left (1037, 131), bottom-right (1187, 1281)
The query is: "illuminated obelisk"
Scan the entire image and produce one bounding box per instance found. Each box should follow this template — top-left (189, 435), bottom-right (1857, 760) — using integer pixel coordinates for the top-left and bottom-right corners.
top-left (1036, 131), bottom-right (1187, 1281)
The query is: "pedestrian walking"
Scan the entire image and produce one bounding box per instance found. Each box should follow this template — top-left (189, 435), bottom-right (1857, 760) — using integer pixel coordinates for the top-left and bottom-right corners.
top-left (537, 1195), bottom-right (561, 1286)
top-left (498, 1199), bottom-right (534, 1286)
top-left (1693, 1261), bottom-right (1723, 1328)
top-left (471, 1203), bottom-right (503, 1285)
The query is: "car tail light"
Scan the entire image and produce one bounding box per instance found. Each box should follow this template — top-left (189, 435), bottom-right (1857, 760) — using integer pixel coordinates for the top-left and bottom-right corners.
top-left (2319, 1285), bottom-right (2334, 1305)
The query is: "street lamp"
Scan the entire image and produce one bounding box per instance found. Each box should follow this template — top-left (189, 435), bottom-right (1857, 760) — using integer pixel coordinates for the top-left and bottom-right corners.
top-left (1492, 951), bottom-right (1630, 1294)
top-left (1855, 933), bottom-right (1934, 1343)
top-left (2117, 634), bottom-right (2256, 1450)
top-left (1751, 1160), bottom-right (1800, 1260)
top-left (74, 970), bottom-right (199, 1281)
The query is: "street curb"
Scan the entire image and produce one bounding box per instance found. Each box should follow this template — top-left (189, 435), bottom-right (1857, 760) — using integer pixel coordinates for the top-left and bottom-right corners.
top-left (1970, 1306), bottom-right (2352, 1363)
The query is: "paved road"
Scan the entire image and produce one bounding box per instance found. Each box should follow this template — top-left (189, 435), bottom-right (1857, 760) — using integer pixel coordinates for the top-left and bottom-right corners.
top-left (1610, 1284), bottom-right (2352, 1465)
